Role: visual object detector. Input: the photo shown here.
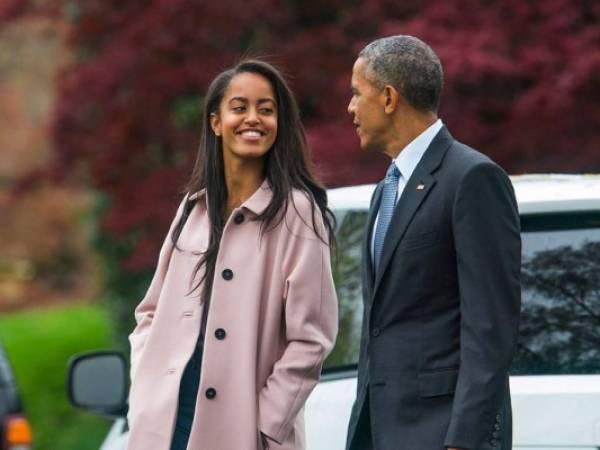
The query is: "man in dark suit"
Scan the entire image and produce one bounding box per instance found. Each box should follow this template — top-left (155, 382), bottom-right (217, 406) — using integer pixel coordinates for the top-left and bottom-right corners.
top-left (345, 35), bottom-right (521, 450)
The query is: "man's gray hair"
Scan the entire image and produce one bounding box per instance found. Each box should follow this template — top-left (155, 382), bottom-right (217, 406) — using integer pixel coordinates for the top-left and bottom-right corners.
top-left (358, 35), bottom-right (443, 113)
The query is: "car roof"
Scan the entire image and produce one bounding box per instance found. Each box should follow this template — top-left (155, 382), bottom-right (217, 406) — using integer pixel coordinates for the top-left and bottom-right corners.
top-left (328, 174), bottom-right (600, 215)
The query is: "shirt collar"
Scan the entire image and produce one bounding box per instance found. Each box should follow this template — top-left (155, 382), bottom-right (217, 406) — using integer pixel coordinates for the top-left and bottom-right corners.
top-left (393, 119), bottom-right (443, 179)
top-left (187, 179), bottom-right (272, 216)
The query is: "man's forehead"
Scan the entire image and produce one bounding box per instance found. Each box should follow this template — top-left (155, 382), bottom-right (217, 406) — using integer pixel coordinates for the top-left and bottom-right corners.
top-left (351, 57), bottom-right (374, 88)
top-left (353, 57), bottom-right (368, 74)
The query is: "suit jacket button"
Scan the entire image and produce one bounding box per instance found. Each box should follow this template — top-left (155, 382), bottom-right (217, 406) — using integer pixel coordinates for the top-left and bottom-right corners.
top-left (215, 328), bottom-right (226, 340)
top-left (494, 423), bottom-right (500, 430)
top-left (205, 388), bottom-right (217, 399)
top-left (492, 431), bottom-right (500, 438)
top-left (222, 269), bottom-right (233, 280)
top-left (490, 439), bottom-right (499, 447)
top-left (234, 213), bottom-right (245, 224)
top-left (496, 414), bottom-right (501, 421)
top-left (371, 328), bottom-right (380, 337)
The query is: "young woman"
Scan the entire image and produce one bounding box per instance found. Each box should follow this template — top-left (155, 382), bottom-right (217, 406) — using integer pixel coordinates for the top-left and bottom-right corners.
top-left (126, 60), bottom-right (338, 450)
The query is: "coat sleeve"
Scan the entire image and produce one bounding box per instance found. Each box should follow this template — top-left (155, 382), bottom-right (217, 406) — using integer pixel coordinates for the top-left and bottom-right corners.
top-left (128, 196), bottom-right (188, 382)
top-left (444, 162), bottom-right (521, 449)
top-left (258, 208), bottom-right (339, 444)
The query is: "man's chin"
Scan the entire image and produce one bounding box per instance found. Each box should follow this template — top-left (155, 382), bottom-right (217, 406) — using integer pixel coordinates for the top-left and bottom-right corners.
top-left (359, 137), bottom-right (380, 153)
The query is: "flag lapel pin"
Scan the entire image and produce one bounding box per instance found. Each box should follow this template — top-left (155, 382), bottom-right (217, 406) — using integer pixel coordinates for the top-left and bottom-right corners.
top-left (416, 183), bottom-right (426, 191)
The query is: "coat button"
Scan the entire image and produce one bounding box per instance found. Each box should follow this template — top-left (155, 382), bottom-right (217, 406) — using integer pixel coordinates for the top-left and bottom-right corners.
top-left (222, 269), bottom-right (233, 280)
top-left (494, 423), bottom-right (500, 430)
top-left (205, 388), bottom-right (217, 399)
top-left (490, 439), bottom-right (499, 447)
top-left (215, 328), bottom-right (226, 340)
top-left (234, 213), bottom-right (245, 224)
top-left (371, 328), bottom-right (380, 337)
top-left (492, 431), bottom-right (500, 439)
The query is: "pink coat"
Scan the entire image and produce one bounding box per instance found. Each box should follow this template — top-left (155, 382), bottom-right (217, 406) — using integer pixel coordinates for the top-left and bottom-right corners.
top-left (127, 181), bottom-right (338, 450)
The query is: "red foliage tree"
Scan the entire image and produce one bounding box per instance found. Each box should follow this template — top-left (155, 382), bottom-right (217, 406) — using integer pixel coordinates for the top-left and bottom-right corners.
top-left (49, 0), bottom-right (599, 341)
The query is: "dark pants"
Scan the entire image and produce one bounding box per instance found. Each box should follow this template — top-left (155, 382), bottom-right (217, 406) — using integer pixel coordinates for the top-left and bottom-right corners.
top-left (170, 344), bottom-right (202, 450)
top-left (349, 388), bottom-right (375, 450)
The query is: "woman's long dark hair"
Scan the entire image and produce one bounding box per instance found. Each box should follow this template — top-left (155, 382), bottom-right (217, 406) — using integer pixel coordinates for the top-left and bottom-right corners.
top-left (171, 59), bottom-right (336, 300)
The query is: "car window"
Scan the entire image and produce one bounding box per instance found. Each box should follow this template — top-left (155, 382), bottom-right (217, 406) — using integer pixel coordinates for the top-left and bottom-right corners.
top-left (511, 211), bottom-right (600, 375)
top-left (324, 208), bottom-right (600, 376)
top-left (324, 210), bottom-right (367, 371)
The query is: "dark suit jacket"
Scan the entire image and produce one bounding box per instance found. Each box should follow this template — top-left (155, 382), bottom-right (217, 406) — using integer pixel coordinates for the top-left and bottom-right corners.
top-left (346, 127), bottom-right (521, 450)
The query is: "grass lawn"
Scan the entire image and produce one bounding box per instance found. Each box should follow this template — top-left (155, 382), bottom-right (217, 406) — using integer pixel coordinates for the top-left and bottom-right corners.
top-left (0, 302), bottom-right (115, 450)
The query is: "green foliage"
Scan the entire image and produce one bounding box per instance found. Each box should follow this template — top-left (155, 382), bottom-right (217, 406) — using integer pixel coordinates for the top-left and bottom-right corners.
top-left (89, 194), bottom-right (154, 351)
top-left (171, 95), bottom-right (203, 131)
top-left (97, 239), bottom-right (153, 353)
top-left (0, 303), bottom-right (113, 450)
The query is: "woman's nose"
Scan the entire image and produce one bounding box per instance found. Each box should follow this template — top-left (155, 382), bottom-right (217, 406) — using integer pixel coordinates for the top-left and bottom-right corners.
top-left (244, 109), bottom-right (259, 125)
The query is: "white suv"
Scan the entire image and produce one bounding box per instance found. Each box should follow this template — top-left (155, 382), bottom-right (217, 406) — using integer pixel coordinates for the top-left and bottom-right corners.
top-left (68, 174), bottom-right (600, 450)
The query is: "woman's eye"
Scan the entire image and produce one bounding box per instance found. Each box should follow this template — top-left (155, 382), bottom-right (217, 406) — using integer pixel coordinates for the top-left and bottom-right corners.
top-left (233, 106), bottom-right (245, 112)
top-left (261, 108), bottom-right (274, 114)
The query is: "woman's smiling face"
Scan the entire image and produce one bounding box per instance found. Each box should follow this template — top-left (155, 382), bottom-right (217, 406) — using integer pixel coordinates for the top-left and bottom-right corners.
top-left (210, 72), bottom-right (278, 163)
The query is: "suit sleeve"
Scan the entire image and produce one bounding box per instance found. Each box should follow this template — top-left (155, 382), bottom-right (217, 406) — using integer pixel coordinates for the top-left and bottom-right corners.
top-left (444, 162), bottom-right (521, 449)
top-left (128, 196), bottom-right (187, 382)
top-left (258, 211), bottom-right (339, 444)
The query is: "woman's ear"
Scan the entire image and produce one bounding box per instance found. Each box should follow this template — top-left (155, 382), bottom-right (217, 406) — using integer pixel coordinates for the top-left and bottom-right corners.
top-left (210, 112), bottom-right (221, 136)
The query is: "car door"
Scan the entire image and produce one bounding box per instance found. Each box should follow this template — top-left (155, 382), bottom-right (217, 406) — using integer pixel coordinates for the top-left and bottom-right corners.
top-left (511, 210), bottom-right (600, 450)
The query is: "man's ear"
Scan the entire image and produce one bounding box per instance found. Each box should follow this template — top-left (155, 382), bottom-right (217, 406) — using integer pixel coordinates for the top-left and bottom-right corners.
top-left (383, 85), bottom-right (400, 114)
top-left (210, 112), bottom-right (221, 136)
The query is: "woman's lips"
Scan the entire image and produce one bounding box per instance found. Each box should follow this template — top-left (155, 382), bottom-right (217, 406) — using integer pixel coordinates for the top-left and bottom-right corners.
top-left (237, 130), bottom-right (264, 142)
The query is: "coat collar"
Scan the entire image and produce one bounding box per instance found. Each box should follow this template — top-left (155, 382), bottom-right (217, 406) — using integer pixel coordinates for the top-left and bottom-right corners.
top-left (241, 179), bottom-right (272, 215)
top-left (187, 179), bottom-right (272, 216)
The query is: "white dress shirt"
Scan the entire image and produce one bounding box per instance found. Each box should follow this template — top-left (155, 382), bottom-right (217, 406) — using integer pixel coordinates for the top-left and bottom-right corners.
top-left (371, 119), bottom-right (444, 263)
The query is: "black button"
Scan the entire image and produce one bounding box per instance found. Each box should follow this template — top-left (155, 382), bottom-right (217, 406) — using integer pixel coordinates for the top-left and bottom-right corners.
top-left (205, 388), bottom-right (217, 399)
top-left (494, 423), bottom-right (500, 431)
top-left (490, 439), bottom-right (499, 447)
top-left (496, 414), bottom-right (501, 421)
top-left (234, 213), bottom-right (245, 224)
top-left (215, 328), bottom-right (226, 340)
top-left (492, 431), bottom-right (500, 439)
top-left (222, 269), bottom-right (233, 280)
top-left (371, 328), bottom-right (380, 337)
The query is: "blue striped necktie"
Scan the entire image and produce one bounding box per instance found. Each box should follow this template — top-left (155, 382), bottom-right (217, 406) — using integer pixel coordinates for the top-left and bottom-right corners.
top-left (373, 162), bottom-right (401, 273)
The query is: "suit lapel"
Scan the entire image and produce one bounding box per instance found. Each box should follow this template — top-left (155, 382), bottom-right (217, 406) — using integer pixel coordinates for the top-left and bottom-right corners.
top-left (372, 169), bottom-right (435, 294)
top-left (362, 182), bottom-right (383, 297)
top-left (371, 126), bottom-right (455, 299)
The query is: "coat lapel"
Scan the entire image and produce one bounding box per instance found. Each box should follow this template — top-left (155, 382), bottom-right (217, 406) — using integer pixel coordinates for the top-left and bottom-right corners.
top-left (371, 126), bottom-right (454, 299)
top-left (362, 182), bottom-right (383, 297)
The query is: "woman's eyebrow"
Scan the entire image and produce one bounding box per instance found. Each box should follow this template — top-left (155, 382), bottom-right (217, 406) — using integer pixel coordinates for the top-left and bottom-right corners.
top-left (228, 96), bottom-right (248, 104)
top-left (257, 98), bottom-right (276, 105)
top-left (227, 97), bottom-right (275, 105)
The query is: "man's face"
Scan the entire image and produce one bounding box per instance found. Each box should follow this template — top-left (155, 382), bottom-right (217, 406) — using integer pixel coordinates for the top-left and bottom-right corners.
top-left (348, 57), bottom-right (389, 152)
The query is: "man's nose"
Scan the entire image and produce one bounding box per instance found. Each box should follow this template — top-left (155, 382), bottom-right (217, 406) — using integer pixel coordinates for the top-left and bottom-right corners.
top-left (347, 98), bottom-right (355, 115)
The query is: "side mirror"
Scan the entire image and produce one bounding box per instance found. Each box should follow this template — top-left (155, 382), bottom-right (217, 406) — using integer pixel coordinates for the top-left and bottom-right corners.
top-left (67, 351), bottom-right (129, 417)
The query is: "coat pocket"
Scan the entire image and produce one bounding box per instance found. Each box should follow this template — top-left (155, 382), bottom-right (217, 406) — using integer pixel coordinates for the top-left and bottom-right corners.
top-left (417, 367), bottom-right (459, 397)
top-left (398, 230), bottom-right (438, 252)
